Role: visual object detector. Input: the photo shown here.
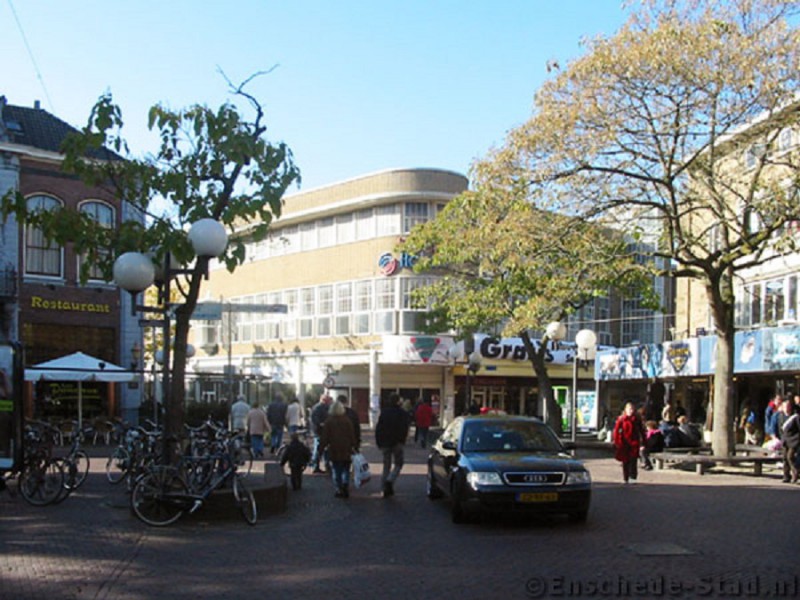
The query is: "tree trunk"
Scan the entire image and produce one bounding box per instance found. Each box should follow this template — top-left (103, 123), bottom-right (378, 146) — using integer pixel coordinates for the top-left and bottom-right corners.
top-left (711, 328), bottom-right (735, 457)
top-left (707, 275), bottom-right (736, 458)
top-left (520, 332), bottom-right (561, 434)
top-left (165, 256), bottom-right (210, 460)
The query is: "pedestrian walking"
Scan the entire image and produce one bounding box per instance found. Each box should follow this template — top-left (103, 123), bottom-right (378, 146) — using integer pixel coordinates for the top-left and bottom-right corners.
top-left (286, 396), bottom-right (303, 434)
top-left (309, 394), bottom-right (332, 473)
top-left (375, 392), bottom-right (410, 498)
top-left (266, 394), bottom-right (288, 454)
top-left (280, 432), bottom-right (312, 490)
top-left (613, 402), bottom-right (645, 484)
top-left (320, 400), bottom-right (357, 498)
top-left (414, 397), bottom-right (434, 448)
top-left (779, 399), bottom-right (799, 484)
top-left (337, 394), bottom-right (362, 451)
top-left (229, 395), bottom-right (249, 432)
top-left (246, 404), bottom-right (270, 458)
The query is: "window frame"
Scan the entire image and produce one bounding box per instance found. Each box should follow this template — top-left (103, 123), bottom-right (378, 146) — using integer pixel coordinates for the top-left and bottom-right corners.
top-left (24, 194), bottom-right (64, 279)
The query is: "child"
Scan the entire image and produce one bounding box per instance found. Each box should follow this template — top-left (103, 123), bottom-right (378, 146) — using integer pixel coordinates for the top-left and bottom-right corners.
top-left (280, 433), bottom-right (311, 490)
top-left (641, 420), bottom-right (664, 470)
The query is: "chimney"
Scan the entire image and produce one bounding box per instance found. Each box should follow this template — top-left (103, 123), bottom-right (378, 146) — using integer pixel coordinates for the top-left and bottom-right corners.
top-left (34, 100), bottom-right (41, 110)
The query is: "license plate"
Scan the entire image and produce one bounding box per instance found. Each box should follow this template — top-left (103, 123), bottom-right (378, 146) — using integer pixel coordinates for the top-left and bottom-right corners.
top-left (517, 492), bottom-right (558, 503)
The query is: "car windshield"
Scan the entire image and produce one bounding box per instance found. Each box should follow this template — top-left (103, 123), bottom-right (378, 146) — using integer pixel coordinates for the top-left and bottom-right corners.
top-left (460, 420), bottom-right (563, 453)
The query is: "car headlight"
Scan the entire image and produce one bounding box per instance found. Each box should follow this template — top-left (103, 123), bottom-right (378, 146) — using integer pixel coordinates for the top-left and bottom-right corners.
top-left (466, 471), bottom-right (503, 489)
top-left (565, 471), bottom-right (591, 485)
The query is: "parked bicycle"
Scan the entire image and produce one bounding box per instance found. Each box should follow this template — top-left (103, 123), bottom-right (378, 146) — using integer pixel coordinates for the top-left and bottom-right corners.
top-left (183, 418), bottom-right (253, 475)
top-left (105, 423), bottom-right (162, 491)
top-left (1, 421), bottom-right (65, 506)
top-left (51, 428), bottom-right (90, 504)
top-left (130, 434), bottom-right (257, 527)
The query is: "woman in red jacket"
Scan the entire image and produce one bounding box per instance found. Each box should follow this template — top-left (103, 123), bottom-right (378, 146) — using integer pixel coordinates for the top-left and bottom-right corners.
top-left (414, 398), bottom-right (434, 449)
top-left (614, 402), bottom-right (645, 484)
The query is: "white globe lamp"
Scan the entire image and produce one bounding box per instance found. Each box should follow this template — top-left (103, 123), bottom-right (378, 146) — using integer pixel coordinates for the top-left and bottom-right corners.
top-left (188, 219), bottom-right (228, 257)
top-left (113, 252), bottom-right (155, 293)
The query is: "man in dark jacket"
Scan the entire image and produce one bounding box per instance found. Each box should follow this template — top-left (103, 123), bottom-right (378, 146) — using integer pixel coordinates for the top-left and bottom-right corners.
top-left (337, 394), bottom-right (362, 451)
top-left (266, 394), bottom-right (288, 454)
top-left (375, 392), bottom-right (410, 498)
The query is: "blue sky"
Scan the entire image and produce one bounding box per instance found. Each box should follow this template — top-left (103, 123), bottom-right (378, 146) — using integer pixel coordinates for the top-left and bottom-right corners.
top-left (2, 1), bottom-right (631, 191)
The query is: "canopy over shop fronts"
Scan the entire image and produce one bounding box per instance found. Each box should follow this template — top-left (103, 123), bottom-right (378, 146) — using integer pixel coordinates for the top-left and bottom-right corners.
top-left (25, 352), bottom-right (135, 428)
top-left (596, 325), bottom-right (800, 422)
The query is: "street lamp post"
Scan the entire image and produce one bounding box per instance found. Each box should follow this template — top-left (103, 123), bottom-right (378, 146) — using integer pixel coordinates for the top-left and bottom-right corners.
top-left (571, 329), bottom-right (598, 444)
top-left (466, 351), bottom-right (482, 412)
top-left (113, 218), bottom-right (227, 460)
top-left (545, 321), bottom-right (567, 425)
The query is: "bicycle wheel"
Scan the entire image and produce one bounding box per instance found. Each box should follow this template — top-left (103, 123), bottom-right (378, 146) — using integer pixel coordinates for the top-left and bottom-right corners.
top-left (67, 450), bottom-right (90, 490)
top-left (49, 458), bottom-right (73, 505)
top-left (237, 446), bottom-right (254, 476)
top-left (233, 475), bottom-right (257, 525)
top-left (131, 467), bottom-right (187, 527)
top-left (19, 460), bottom-right (65, 506)
top-left (106, 447), bottom-right (130, 484)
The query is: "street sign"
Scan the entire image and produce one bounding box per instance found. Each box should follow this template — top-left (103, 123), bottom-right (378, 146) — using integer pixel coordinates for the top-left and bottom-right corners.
top-left (191, 302), bottom-right (288, 321)
top-left (191, 303), bottom-right (223, 321)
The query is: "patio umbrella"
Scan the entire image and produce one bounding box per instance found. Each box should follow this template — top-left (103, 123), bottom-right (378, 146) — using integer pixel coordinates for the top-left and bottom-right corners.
top-left (25, 352), bottom-right (135, 429)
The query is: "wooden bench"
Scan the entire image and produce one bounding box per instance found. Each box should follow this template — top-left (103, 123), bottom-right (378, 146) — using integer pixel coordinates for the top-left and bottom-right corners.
top-left (735, 444), bottom-right (772, 457)
top-left (651, 452), bottom-right (780, 476)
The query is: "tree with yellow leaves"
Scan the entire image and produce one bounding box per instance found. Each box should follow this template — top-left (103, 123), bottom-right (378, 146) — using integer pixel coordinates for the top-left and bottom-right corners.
top-left (478, 0), bottom-right (800, 455)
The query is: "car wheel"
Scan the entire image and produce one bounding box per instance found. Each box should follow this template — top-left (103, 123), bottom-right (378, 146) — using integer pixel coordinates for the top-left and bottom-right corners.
top-left (426, 467), bottom-right (443, 500)
top-left (569, 510), bottom-right (588, 524)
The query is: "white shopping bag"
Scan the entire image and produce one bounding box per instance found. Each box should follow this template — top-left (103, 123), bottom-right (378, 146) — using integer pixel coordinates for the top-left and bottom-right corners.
top-left (351, 452), bottom-right (371, 488)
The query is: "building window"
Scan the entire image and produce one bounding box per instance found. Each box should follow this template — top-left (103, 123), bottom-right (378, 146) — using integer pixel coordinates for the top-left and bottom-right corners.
top-left (266, 291), bottom-right (282, 339)
top-left (376, 204), bottom-right (401, 237)
top-left (336, 214), bottom-right (355, 245)
top-left (354, 280), bottom-right (372, 335)
top-left (317, 285), bottom-right (333, 337)
top-left (335, 282), bottom-right (352, 335)
top-left (238, 297), bottom-right (253, 342)
top-left (404, 202), bottom-right (429, 233)
top-left (197, 320), bottom-right (218, 348)
top-left (318, 217), bottom-right (335, 248)
top-left (282, 226), bottom-right (298, 255)
top-left (254, 293), bottom-right (268, 341)
top-left (374, 278), bottom-right (396, 334)
top-left (750, 284), bottom-right (762, 326)
top-left (300, 222), bottom-right (317, 251)
top-left (356, 208), bottom-right (374, 241)
top-left (78, 200), bottom-right (115, 281)
top-left (283, 289), bottom-right (298, 339)
top-left (300, 287), bottom-right (315, 338)
top-left (25, 195), bottom-right (63, 278)
top-left (765, 279), bottom-right (786, 323)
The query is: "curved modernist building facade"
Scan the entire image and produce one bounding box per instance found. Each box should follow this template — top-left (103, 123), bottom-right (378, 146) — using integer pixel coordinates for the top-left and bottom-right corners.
top-left (189, 168), bottom-right (469, 423)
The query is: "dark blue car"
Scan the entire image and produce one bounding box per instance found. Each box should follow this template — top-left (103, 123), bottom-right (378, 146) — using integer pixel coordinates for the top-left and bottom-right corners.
top-left (427, 415), bottom-right (591, 524)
